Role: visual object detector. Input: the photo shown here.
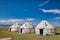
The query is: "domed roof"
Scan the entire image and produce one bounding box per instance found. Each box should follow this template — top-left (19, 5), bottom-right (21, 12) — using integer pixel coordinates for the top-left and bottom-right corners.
top-left (20, 22), bottom-right (33, 28)
top-left (35, 20), bottom-right (55, 29)
top-left (10, 22), bottom-right (21, 28)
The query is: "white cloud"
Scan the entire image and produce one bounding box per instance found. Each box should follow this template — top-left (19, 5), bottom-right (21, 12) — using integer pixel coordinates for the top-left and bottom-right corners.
top-left (7, 19), bottom-right (24, 23)
top-left (39, 0), bottom-right (50, 7)
top-left (26, 18), bottom-right (35, 22)
top-left (41, 9), bottom-right (60, 14)
top-left (0, 19), bottom-right (24, 25)
top-left (0, 18), bottom-right (35, 25)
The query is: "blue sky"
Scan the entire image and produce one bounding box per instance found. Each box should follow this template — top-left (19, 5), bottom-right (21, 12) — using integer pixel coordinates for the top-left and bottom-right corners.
top-left (0, 0), bottom-right (60, 26)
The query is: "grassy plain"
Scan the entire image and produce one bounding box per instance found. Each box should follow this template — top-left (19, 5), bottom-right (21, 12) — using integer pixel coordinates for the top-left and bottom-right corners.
top-left (0, 27), bottom-right (60, 40)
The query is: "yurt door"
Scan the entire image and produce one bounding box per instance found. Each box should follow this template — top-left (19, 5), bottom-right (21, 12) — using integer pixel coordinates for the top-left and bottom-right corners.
top-left (40, 29), bottom-right (43, 35)
top-left (20, 28), bottom-right (22, 33)
top-left (9, 28), bottom-right (11, 32)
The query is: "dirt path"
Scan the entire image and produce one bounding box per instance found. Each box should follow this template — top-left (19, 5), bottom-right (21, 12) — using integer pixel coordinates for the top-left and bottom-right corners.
top-left (0, 37), bottom-right (12, 40)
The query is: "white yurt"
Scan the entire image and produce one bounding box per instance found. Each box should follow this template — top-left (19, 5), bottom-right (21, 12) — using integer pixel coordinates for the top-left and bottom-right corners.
top-left (19, 22), bottom-right (33, 34)
top-left (9, 22), bottom-right (21, 32)
top-left (35, 20), bottom-right (56, 36)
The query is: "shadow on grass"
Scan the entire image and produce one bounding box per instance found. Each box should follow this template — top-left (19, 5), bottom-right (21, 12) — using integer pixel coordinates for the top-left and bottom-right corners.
top-left (56, 33), bottom-right (60, 35)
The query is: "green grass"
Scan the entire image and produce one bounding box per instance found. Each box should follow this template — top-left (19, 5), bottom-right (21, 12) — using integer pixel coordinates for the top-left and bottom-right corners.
top-left (0, 27), bottom-right (60, 40)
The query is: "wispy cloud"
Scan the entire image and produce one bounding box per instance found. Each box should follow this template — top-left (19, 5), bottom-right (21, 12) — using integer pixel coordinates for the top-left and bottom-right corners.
top-left (50, 21), bottom-right (60, 27)
top-left (0, 18), bottom-right (35, 25)
top-left (49, 17), bottom-right (60, 26)
top-left (26, 18), bottom-right (35, 22)
top-left (0, 19), bottom-right (24, 25)
top-left (39, 0), bottom-right (50, 7)
top-left (41, 9), bottom-right (60, 14)
top-left (53, 17), bottom-right (60, 20)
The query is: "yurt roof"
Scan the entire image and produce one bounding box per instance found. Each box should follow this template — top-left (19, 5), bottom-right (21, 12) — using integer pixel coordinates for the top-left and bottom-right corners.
top-left (35, 20), bottom-right (55, 29)
top-left (20, 22), bottom-right (33, 28)
top-left (10, 22), bottom-right (21, 28)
